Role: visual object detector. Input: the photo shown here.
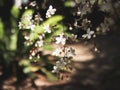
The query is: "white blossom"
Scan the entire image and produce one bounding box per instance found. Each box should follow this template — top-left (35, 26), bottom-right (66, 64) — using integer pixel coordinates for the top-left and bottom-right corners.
top-left (43, 24), bottom-right (51, 33)
top-left (46, 5), bottom-right (56, 18)
top-left (35, 40), bottom-right (44, 47)
top-left (24, 35), bottom-right (30, 40)
top-left (18, 22), bottom-right (23, 29)
top-left (29, 55), bottom-right (33, 59)
top-left (52, 66), bottom-right (59, 73)
top-left (66, 47), bottom-right (76, 58)
top-left (55, 33), bottom-right (66, 45)
top-left (52, 60), bottom-right (66, 73)
top-left (14, 0), bottom-right (22, 8)
top-left (26, 22), bottom-right (35, 30)
top-left (29, 1), bottom-right (37, 7)
top-left (18, 15), bottom-right (36, 30)
top-left (24, 15), bottom-right (32, 21)
top-left (82, 28), bottom-right (94, 39)
top-left (52, 48), bottom-right (62, 56)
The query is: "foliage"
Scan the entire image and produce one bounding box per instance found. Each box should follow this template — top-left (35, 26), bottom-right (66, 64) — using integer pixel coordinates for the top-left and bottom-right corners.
top-left (0, 0), bottom-right (120, 81)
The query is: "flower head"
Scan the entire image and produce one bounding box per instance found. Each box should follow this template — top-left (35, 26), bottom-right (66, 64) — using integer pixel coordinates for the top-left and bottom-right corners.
top-left (35, 40), bottom-right (44, 47)
top-left (55, 33), bottom-right (66, 45)
top-left (18, 15), bottom-right (36, 30)
top-left (46, 5), bottom-right (56, 18)
top-left (82, 28), bottom-right (94, 39)
top-left (66, 47), bottom-right (76, 58)
top-left (52, 48), bottom-right (62, 56)
top-left (43, 24), bottom-right (51, 33)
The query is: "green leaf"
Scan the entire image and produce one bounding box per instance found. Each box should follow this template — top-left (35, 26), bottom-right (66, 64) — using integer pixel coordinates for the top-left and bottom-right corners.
top-left (9, 32), bottom-right (17, 50)
top-left (23, 66), bottom-right (31, 73)
top-left (0, 18), bottom-right (4, 39)
top-left (35, 15), bottom-right (63, 34)
top-left (19, 59), bottom-right (30, 66)
top-left (43, 44), bottom-right (53, 50)
top-left (41, 68), bottom-right (57, 81)
top-left (64, 0), bottom-right (74, 7)
top-left (30, 15), bottom-right (64, 42)
top-left (22, 9), bottom-right (34, 18)
top-left (11, 5), bottom-right (19, 18)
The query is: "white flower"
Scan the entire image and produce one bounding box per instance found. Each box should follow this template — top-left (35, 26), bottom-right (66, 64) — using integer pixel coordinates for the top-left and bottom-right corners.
top-left (35, 40), bottom-right (44, 47)
top-left (18, 15), bottom-right (36, 30)
top-left (38, 34), bottom-right (44, 40)
top-left (29, 1), bottom-right (37, 7)
top-left (52, 48), bottom-right (62, 56)
top-left (55, 33), bottom-right (66, 45)
top-left (31, 51), bottom-right (36, 56)
top-left (52, 66), bottom-right (59, 73)
top-left (66, 47), bottom-right (76, 58)
top-left (46, 5), bottom-right (56, 18)
top-left (82, 28), bottom-right (94, 39)
top-left (24, 35), bottom-right (30, 40)
top-left (43, 24), bottom-right (51, 33)
top-left (24, 15), bottom-right (32, 22)
top-left (15, 0), bottom-right (22, 8)
top-left (30, 24), bottom-right (35, 30)
top-left (29, 55), bottom-right (33, 59)
top-left (18, 22), bottom-right (23, 29)
top-left (56, 60), bottom-right (66, 68)
top-left (26, 22), bottom-right (35, 30)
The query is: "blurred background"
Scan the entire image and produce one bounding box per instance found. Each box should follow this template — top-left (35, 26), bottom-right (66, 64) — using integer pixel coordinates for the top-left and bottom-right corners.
top-left (0, 0), bottom-right (120, 90)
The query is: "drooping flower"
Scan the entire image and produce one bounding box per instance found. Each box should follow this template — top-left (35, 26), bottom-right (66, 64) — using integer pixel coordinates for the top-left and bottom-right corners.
top-left (46, 5), bottom-right (56, 18)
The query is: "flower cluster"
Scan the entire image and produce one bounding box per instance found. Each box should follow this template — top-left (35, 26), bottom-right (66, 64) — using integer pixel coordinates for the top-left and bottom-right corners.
top-left (52, 46), bottom-right (75, 73)
top-left (18, 2), bottom-right (77, 77)
top-left (35, 34), bottom-right (44, 47)
top-left (46, 5), bottom-right (56, 18)
top-left (29, 48), bottom-right (41, 59)
top-left (18, 15), bottom-right (35, 30)
top-left (82, 28), bottom-right (94, 39)
top-left (55, 33), bottom-right (67, 45)
top-left (43, 24), bottom-right (51, 33)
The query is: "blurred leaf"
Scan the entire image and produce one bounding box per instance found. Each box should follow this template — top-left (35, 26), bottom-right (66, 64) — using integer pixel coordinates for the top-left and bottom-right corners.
top-left (44, 24), bottom-right (67, 42)
top-left (35, 15), bottom-right (63, 33)
top-left (0, 18), bottom-right (4, 39)
top-left (23, 65), bottom-right (39, 74)
top-left (43, 44), bottom-right (53, 50)
top-left (41, 68), bottom-right (57, 81)
top-left (31, 15), bottom-right (64, 41)
top-left (0, 0), bottom-right (3, 6)
top-left (22, 9), bottom-right (34, 18)
top-left (19, 59), bottom-right (30, 66)
top-left (64, 0), bottom-right (75, 7)
top-left (23, 66), bottom-right (31, 73)
top-left (98, 0), bottom-right (102, 5)
top-left (30, 65), bottom-right (39, 72)
top-left (0, 41), bottom-right (5, 50)
top-left (90, 0), bottom-right (96, 4)
top-left (9, 33), bottom-right (17, 50)
top-left (11, 5), bottom-right (20, 18)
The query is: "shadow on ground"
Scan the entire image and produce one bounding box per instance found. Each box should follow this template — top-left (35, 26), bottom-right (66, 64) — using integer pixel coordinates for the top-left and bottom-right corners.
top-left (0, 31), bottom-right (120, 90)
